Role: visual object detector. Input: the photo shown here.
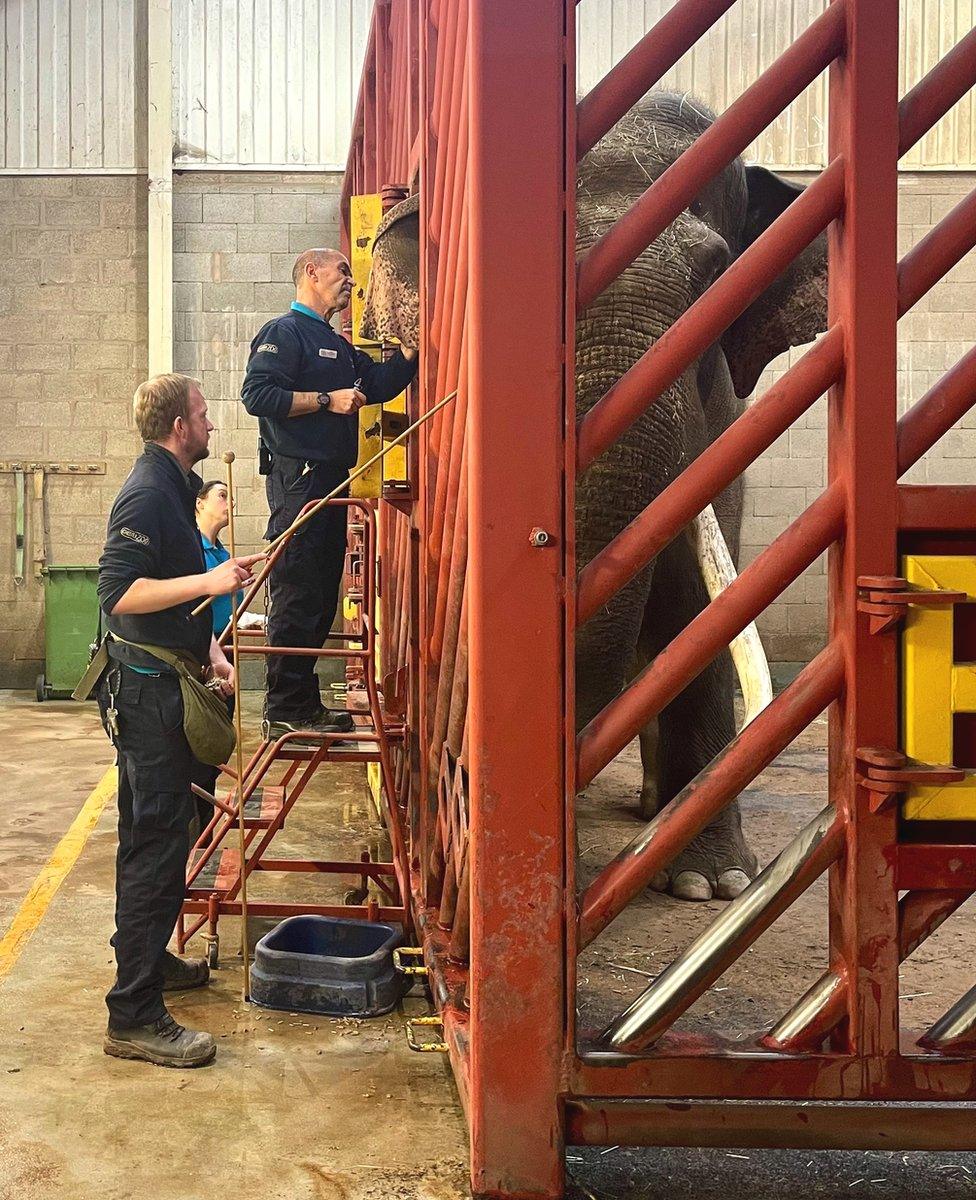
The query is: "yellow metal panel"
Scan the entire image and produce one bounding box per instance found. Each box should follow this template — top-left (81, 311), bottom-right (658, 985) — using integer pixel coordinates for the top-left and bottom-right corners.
top-left (349, 192), bottom-right (384, 346)
top-left (952, 664), bottom-right (976, 713)
top-left (902, 554), bottom-right (976, 820)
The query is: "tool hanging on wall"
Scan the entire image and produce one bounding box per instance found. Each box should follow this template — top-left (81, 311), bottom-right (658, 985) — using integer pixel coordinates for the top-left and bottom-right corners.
top-left (191, 388), bottom-right (458, 619)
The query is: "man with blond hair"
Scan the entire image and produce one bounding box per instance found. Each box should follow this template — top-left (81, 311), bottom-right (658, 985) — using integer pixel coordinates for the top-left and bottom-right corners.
top-left (96, 373), bottom-right (262, 1067)
top-left (241, 247), bottom-right (417, 738)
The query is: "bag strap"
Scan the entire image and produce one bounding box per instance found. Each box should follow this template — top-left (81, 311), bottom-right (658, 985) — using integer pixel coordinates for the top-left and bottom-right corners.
top-left (110, 634), bottom-right (203, 679)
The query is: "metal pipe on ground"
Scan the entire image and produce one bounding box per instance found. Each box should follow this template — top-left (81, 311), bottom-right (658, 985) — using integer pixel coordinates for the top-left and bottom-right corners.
top-left (599, 806), bottom-right (843, 1053)
top-left (764, 888), bottom-right (971, 1051)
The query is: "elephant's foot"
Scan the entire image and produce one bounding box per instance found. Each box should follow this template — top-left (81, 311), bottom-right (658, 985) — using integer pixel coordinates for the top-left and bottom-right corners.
top-left (650, 804), bottom-right (757, 902)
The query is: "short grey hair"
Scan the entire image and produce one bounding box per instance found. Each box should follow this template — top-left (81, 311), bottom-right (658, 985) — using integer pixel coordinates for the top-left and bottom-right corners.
top-left (292, 247), bottom-right (343, 287)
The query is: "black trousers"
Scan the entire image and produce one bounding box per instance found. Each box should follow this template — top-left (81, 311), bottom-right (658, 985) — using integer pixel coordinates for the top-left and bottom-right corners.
top-left (101, 664), bottom-right (194, 1029)
top-left (264, 456), bottom-right (349, 721)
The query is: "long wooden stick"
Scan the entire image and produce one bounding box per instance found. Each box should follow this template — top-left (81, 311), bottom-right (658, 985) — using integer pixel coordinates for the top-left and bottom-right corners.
top-left (223, 450), bottom-right (251, 1001)
top-left (192, 388), bottom-right (458, 618)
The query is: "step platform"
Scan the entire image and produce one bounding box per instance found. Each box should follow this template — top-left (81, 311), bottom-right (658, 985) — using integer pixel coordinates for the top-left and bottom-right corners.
top-left (238, 784), bottom-right (286, 829)
top-left (249, 915), bottom-right (410, 1017)
top-left (187, 846), bottom-right (240, 895)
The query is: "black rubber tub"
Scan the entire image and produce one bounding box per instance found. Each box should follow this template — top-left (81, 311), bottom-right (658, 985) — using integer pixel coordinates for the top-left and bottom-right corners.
top-left (250, 915), bottom-right (408, 1017)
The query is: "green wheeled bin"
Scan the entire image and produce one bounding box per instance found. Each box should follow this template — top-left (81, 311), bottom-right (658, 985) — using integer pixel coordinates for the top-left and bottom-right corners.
top-left (37, 565), bottom-right (100, 701)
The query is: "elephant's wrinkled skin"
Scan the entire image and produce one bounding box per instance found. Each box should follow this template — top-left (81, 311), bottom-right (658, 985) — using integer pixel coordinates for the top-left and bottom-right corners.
top-left (361, 92), bottom-right (827, 902)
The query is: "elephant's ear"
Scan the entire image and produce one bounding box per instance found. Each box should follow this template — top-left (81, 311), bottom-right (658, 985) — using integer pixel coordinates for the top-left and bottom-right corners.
top-left (360, 192), bottom-right (420, 347)
top-left (721, 165), bottom-right (828, 399)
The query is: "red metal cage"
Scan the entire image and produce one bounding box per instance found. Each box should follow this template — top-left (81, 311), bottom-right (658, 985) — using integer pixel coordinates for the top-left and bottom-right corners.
top-left (341, 2), bottom-right (976, 1197)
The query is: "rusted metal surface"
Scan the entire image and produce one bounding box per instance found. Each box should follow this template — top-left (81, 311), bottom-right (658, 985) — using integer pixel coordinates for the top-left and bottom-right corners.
top-left (341, 0), bottom-right (976, 1188)
top-left (565, 1099), bottom-right (976, 1150)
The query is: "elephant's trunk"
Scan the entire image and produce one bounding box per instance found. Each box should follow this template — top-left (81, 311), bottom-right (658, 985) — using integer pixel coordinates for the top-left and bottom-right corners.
top-left (689, 504), bottom-right (773, 729)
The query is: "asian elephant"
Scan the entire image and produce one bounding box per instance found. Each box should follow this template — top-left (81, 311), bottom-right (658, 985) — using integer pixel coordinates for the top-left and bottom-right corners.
top-left (360, 91), bottom-right (827, 903)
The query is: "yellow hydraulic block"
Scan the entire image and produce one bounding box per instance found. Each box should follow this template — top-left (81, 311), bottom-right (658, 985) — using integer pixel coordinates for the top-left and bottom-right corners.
top-left (902, 554), bottom-right (976, 819)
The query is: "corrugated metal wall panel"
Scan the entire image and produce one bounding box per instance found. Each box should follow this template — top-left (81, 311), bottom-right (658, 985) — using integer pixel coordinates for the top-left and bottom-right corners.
top-left (1, 0), bottom-right (143, 169)
top-left (172, 0), bottom-right (372, 169)
top-left (575, 0), bottom-right (975, 170)
top-left (0, 1), bottom-right (972, 173)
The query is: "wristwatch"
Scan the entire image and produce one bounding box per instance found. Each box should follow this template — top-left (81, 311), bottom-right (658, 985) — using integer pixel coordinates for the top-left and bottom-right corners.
top-left (316, 392), bottom-right (333, 411)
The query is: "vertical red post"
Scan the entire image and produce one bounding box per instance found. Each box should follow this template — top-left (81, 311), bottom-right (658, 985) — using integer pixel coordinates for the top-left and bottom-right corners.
top-left (826, 0), bottom-right (901, 1075)
top-left (466, 1), bottom-right (568, 1196)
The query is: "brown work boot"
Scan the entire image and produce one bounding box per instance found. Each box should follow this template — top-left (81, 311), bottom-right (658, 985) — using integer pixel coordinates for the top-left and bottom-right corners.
top-left (161, 951), bottom-right (210, 992)
top-left (104, 1012), bottom-right (217, 1068)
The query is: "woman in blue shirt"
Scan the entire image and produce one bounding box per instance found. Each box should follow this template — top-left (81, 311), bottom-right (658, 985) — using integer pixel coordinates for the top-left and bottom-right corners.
top-left (191, 480), bottom-right (261, 841)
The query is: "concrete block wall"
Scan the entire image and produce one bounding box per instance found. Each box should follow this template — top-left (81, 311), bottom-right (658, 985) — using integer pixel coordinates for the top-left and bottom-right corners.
top-left (1, 167), bottom-right (974, 684)
top-left (172, 171), bottom-right (345, 557)
top-left (743, 172), bottom-right (976, 666)
top-left (0, 175), bottom-right (148, 686)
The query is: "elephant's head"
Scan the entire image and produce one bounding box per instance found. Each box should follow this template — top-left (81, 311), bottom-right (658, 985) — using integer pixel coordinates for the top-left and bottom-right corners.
top-left (360, 191), bottom-right (420, 347)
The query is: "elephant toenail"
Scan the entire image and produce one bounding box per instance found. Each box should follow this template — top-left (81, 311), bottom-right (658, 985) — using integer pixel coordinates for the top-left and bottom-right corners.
top-left (672, 870), bottom-right (713, 901)
top-left (715, 868), bottom-right (751, 900)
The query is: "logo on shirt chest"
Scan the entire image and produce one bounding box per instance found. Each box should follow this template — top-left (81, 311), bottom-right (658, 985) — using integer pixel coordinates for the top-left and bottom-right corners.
top-left (318, 348), bottom-right (338, 359)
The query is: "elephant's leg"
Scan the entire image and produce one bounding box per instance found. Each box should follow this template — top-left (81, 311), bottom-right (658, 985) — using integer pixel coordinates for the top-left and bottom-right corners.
top-left (644, 537), bottom-right (757, 902)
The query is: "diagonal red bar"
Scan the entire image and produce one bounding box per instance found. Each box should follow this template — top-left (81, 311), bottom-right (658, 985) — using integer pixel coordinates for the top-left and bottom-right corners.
top-left (576, 0), bottom-right (739, 159)
top-left (578, 642), bottom-right (844, 949)
top-left (577, 158), bottom-right (845, 472)
top-left (575, 1), bottom-right (846, 311)
top-left (577, 327), bottom-right (844, 624)
top-left (576, 484), bottom-right (844, 789)
top-left (574, 183), bottom-right (976, 629)
top-left (899, 26), bottom-right (976, 157)
top-left (898, 186), bottom-right (976, 314)
top-left (898, 343), bottom-right (976, 474)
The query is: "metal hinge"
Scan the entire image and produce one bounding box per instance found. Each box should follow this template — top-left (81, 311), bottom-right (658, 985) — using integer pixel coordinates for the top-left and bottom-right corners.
top-left (856, 574), bottom-right (965, 635)
top-left (855, 746), bottom-right (965, 812)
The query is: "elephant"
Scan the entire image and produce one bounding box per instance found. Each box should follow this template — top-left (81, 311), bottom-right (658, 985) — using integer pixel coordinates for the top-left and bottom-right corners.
top-left (360, 90), bottom-right (827, 903)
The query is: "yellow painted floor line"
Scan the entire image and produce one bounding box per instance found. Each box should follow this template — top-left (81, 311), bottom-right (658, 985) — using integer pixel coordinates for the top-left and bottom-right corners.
top-left (0, 765), bottom-right (116, 985)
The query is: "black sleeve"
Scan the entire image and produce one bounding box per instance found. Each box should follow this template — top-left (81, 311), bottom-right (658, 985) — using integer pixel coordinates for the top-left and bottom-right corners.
top-left (97, 488), bottom-right (165, 615)
top-left (353, 344), bottom-right (418, 405)
top-left (241, 321), bottom-right (304, 420)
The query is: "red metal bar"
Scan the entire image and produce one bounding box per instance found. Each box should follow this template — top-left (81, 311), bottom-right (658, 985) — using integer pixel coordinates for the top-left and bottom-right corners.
top-left (578, 641), bottom-right (844, 948)
top-left (899, 25), bottom-right (976, 157)
top-left (577, 158), bottom-right (844, 472)
top-left (575, 1), bottom-right (846, 310)
top-left (575, 0), bottom-right (738, 158)
top-left (578, 326), bottom-right (844, 622)
top-left (897, 343), bottom-right (976, 474)
top-left (571, 1050), bottom-right (976, 1103)
top-left (897, 845), bottom-right (976, 891)
top-left (565, 1099), bottom-right (976, 1150)
top-left (825, 0), bottom-right (901, 1068)
top-left (576, 485), bottom-right (844, 789)
top-left (899, 187), bottom-right (976, 313)
top-left (466, 1), bottom-right (568, 1194)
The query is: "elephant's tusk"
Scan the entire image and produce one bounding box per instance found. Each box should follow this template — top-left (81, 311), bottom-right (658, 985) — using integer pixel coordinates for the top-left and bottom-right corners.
top-left (689, 504), bottom-right (773, 729)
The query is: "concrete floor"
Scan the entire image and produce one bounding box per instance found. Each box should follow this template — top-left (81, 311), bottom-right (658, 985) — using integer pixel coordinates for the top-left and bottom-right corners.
top-left (2, 693), bottom-right (975, 1200)
top-left (0, 692), bottom-right (468, 1200)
